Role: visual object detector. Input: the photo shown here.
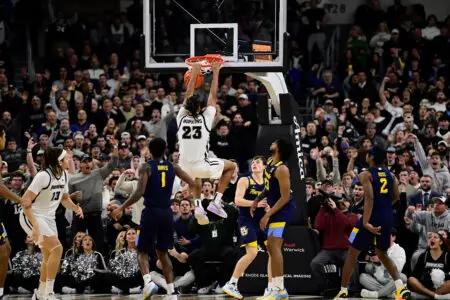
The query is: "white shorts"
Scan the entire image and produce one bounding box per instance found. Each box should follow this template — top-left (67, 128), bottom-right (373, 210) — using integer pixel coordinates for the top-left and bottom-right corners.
top-left (179, 157), bottom-right (224, 180)
top-left (19, 212), bottom-right (58, 237)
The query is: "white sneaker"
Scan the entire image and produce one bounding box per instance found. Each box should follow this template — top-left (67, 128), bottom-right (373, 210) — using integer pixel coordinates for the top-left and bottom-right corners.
top-left (111, 286), bottom-right (123, 294)
top-left (32, 289), bottom-right (44, 300)
top-left (198, 281), bottom-right (216, 295)
top-left (61, 286), bottom-right (76, 294)
top-left (195, 205), bottom-right (209, 225)
top-left (361, 289), bottom-right (379, 298)
top-left (129, 286), bottom-right (142, 294)
top-left (17, 287), bottom-right (31, 294)
top-left (44, 293), bottom-right (58, 300)
top-left (214, 284), bottom-right (225, 294)
top-left (150, 270), bottom-right (168, 291)
top-left (207, 200), bottom-right (228, 218)
top-left (143, 281), bottom-right (159, 300)
top-left (174, 270), bottom-right (196, 288)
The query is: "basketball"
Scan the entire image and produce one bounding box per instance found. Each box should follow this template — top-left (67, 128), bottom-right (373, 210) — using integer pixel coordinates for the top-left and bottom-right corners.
top-left (184, 70), bottom-right (203, 88)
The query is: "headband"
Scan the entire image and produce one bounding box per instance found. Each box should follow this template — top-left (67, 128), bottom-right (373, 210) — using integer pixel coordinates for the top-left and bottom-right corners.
top-left (58, 150), bottom-right (67, 161)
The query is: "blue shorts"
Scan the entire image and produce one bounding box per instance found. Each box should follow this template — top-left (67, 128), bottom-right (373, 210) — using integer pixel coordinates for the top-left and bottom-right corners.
top-left (0, 221), bottom-right (7, 246)
top-left (349, 222), bottom-right (391, 252)
top-left (136, 207), bottom-right (173, 252)
top-left (268, 201), bottom-right (295, 238)
top-left (238, 216), bottom-right (267, 248)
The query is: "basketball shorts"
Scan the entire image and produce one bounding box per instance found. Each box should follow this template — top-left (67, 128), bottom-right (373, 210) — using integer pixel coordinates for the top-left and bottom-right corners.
top-left (0, 220), bottom-right (7, 245)
top-left (19, 212), bottom-right (58, 237)
top-left (238, 216), bottom-right (267, 248)
top-left (136, 207), bottom-right (173, 252)
top-left (349, 221), bottom-right (392, 252)
top-left (179, 157), bottom-right (224, 180)
top-left (267, 201), bottom-right (295, 238)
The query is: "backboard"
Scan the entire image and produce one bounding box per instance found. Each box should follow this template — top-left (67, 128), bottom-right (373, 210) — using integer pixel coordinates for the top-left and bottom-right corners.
top-left (142, 0), bottom-right (289, 73)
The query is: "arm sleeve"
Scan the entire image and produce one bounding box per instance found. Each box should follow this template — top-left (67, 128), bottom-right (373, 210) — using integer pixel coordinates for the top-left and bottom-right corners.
top-left (64, 171), bottom-right (69, 194)
top-left (27, 171), bottom-right (51, 195)
top-left (99, 156), bottom-right (119, 179)
top-left (413, 139), bottom-right (429, 171)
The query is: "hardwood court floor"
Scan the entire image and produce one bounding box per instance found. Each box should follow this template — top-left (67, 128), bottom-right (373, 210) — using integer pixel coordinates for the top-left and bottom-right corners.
top-left (4, 294), bottom-right (326, 300)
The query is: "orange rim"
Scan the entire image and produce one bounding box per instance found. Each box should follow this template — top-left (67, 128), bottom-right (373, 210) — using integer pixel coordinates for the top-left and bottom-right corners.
top-left (185, 54), bottom-right (225, 68)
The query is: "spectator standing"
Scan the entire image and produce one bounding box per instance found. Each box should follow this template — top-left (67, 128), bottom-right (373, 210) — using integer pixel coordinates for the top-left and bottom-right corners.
top-left (69, 137), bottom-right (119, 253)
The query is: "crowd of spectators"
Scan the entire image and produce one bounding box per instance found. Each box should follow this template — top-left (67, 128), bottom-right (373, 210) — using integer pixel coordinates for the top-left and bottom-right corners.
top-left (3, 0), bottom-right (450, 297)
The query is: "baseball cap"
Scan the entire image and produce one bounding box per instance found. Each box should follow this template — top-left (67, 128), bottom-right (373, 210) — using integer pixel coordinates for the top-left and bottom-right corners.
top-left (137, 135), bottom-right (147, 141)
top-left (45, 103), bottom-right (53, 109)
top-left (438, 140), bottom-right (448, 147)
top-left (324, 99), bottom-right (334, 105)
top-left (81, 155), bottom-right (92, 162)
top-left (387, 147), bottom-right (397, 153)
top-left (121, 132), bottom-right (131, 139)
top-left (432, 196), bottom-right (447, 204)
top-left (391, 29), bottom-right (399, 34)
top-left (37, 150), bottom-right (45, 156)
top-left (74, 134), bottom-right (84, 140)
top-left (119, 142), bottom-right (129, 149)
top-left (238, 94), bottom-right (248, 100)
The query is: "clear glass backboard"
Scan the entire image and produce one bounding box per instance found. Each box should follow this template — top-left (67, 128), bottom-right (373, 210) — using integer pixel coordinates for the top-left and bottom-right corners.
top-left (142, 0), bottom-right (289, 73)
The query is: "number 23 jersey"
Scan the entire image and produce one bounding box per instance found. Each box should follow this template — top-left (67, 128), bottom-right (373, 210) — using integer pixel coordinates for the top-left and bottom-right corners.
top-left (177, 106), bottom-right (216, 162)
top-left (28, 169), bottom-right (69, 218)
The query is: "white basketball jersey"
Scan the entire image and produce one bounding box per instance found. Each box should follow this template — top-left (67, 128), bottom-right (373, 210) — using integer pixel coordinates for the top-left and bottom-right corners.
top-left (177, 106), bottom-right (216, 162)
top-left (27, 169), bottom-right (69, 218)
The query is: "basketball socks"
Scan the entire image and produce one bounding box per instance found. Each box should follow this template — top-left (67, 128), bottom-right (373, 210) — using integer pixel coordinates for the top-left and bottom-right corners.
top-left (167, 283), bottom-right (175, 294)
top-left (38, 281), bottom-right (46, 295)
top-left (268, 282), bottom-right (273, 291)
top-left (143, 273), bottom-right (152, 286)
top-left (394, 279), bottom-right (404, 290)
top-left (214, 192), bottom-right (223, 204)
top-left (230, 277), bottom-right (239, 285)
top-left (340, 287), bottom-right (348, 294)
top-left (273, 276), bottom-right (284, 290)
top-left (0, 287), bottom-right (4, 297)
top-left (45, 279), bottom-right (55, 296)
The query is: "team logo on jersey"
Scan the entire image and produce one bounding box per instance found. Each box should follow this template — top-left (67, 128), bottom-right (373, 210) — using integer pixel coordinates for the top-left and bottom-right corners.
top-left (240, 226), bottom-right (249, 237)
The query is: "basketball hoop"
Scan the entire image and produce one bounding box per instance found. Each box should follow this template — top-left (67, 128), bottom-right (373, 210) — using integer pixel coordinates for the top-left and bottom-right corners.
top-left (185, 54), bottom-right (225, 74)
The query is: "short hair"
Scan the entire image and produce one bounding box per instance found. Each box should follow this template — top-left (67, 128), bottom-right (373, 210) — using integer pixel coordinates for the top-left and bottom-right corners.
top-left (149, 138), bottom-right (167, 158)
top-left (252, 155), bottom-right (267, 165)
top-left (179, 198), bottom-right (191, 206)
top-left (275, 139), bottom-right (293, 161)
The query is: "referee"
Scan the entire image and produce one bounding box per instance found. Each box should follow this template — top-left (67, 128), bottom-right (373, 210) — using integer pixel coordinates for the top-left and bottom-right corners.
top-left (69, 137), bottom-right (119, 253)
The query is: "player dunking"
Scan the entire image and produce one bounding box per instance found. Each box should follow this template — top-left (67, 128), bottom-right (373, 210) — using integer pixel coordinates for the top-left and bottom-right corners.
top-left (0, 125), bottom-right (23, 300)
top-left (111, 138), bottom-right (198, 300)
top-left (251, 139), bottom-right (295, 300)
top-left (223, 156), bottom-right (272, 299)
top-left (178, 62), bottom-right (236, 224)
top-left (334, 146), bottom-right (410, 300)
top-left (19, 147), bottom-right (83, 300)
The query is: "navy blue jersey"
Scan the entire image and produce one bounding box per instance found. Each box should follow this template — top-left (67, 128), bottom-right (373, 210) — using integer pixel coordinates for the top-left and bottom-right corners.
top-left (143, 160), bottom-right (175, 208)
top-left (264, 158), bottom-right (292, 207)
top-left (368, 167), bottom-right (394, 225)
top-left (239, 176), bottom-right (265, 219)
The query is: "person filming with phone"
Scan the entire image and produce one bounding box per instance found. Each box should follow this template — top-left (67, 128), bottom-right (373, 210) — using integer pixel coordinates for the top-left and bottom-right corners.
top-left (310, 190), bottom-right (358, 293)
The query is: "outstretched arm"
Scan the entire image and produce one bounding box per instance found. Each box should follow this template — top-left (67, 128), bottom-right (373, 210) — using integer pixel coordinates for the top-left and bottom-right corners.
top-left (183, 64), bottom-right (202, 105)
top-left (207, 61), bottom-right (221, 107)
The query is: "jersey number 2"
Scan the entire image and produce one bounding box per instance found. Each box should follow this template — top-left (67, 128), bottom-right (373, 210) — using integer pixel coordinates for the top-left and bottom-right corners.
top-left (182, 126), bottom-right (202, 139)
top-left (51, 191), bottom-right (61, 201)
top-left (379, 178), bottom-right (388, 194)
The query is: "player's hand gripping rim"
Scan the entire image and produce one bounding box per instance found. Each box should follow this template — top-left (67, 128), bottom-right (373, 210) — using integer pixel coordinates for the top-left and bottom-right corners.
top-left (364, 223), bottom-right (381, 235)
